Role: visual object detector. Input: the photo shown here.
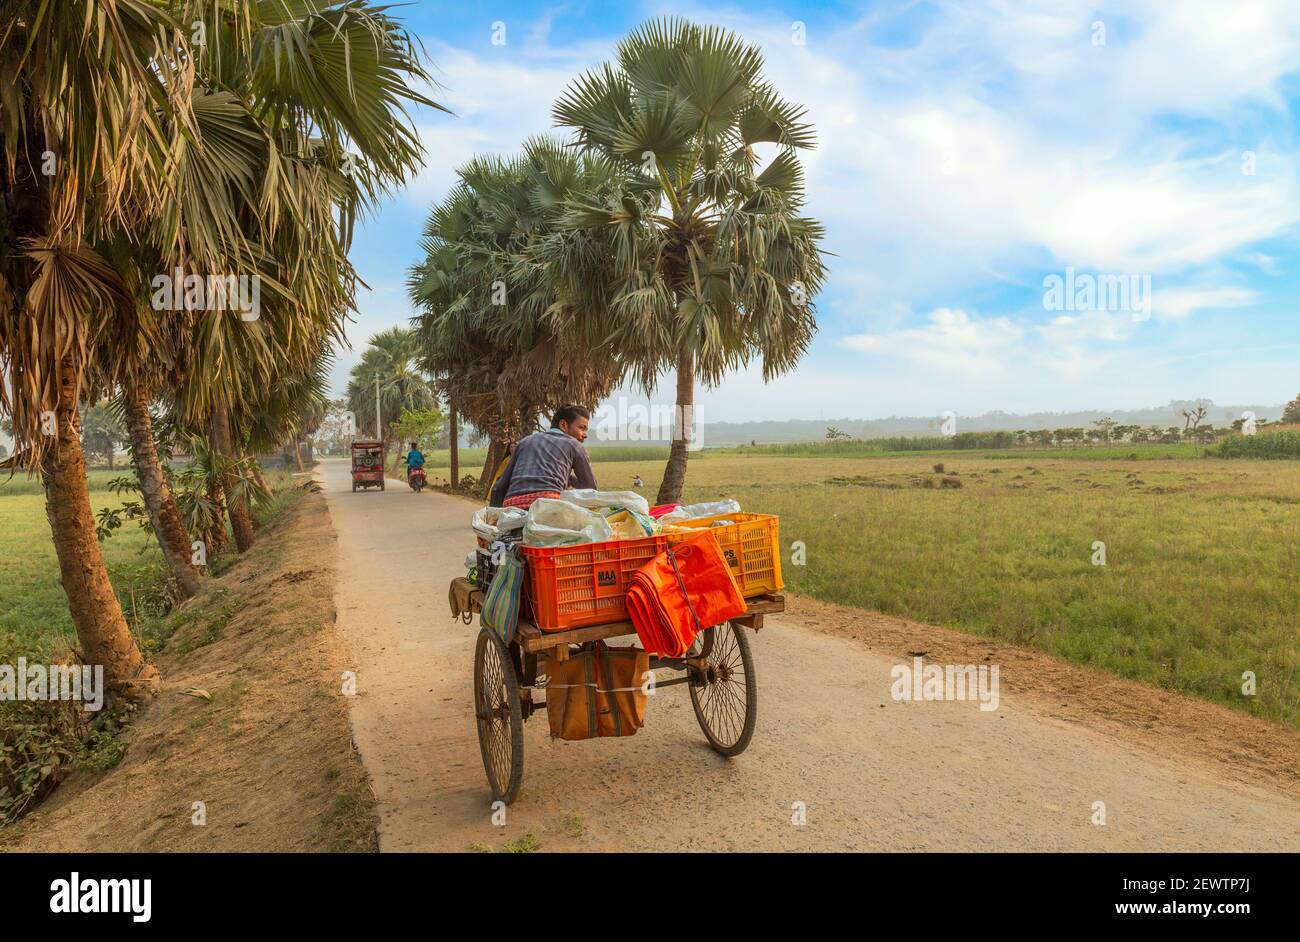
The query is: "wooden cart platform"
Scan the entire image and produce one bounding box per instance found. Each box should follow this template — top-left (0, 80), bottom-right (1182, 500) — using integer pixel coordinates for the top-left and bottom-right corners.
top-left (466, 589), bottom-right (783, 657)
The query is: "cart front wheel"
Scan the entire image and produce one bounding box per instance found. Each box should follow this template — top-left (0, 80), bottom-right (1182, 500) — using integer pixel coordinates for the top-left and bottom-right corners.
top-left (688, 620), bottom-right (757, 756)
top-left (474, 628), bottom-right (524, 804)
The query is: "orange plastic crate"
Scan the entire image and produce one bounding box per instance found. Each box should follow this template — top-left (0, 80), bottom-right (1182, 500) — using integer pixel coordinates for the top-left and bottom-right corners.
top-left (523, 535), bottom-right (668, 632)
top-left (665, 513), bottom-right (783, 598)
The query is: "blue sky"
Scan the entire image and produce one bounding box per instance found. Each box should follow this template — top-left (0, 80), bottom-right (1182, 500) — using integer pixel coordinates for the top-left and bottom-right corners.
top-left (337, 0), bottom-right (1300, 422)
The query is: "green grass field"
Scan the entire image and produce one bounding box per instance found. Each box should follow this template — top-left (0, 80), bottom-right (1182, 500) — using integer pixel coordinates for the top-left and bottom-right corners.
top-left (0, 467), bottom-right (304, 664)
top-left (727, 440), bottom-right (1209, 460)
top-left (590, 448), bottom-right (1300, 727)
top-left (0, 471), bottom-right (169, 664)
top-left (5, 449), bottom-right (1297, 726)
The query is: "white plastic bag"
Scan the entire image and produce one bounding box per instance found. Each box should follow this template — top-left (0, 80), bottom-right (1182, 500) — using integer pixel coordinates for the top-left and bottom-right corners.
top-left (659, 499), bottom-right (741, 522)
top-left (472, 505), bottom-right (528, 541)
top-left (560, 488), bottom-right (650, 517)
top-left (523, 498), bottom-right (614, 547)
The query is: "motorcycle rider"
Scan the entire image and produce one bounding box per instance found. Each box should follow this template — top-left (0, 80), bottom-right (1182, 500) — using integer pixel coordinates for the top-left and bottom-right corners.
top-left (405, 441), bottom-right (425, 482)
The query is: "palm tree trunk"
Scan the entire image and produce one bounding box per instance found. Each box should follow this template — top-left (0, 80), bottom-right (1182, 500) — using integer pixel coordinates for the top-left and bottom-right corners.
top-left (210, 400), bottom-right (255, 552)
top-left (292, 440), bottom-right (304, 472)
top-left (208, 477), bottom-right (229, 555)
top-left (42, 355), bottom-right (158, 696)
top-left (480, 437), bottom-right (502, 500)
top-left (449, 406), bottom-right (459, 488)
top-left (655, 349), bottom-right (695, 505)
top-left (242, 449), bottom-right (269, 530)
top-left (248, 454), bottom-right (269, 494)
top-left (122, 381), bottom-right (203, 598)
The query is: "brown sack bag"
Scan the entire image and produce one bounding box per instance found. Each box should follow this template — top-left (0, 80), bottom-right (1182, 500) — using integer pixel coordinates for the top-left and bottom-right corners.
top-left (544, 642), bottom-right (649, 740)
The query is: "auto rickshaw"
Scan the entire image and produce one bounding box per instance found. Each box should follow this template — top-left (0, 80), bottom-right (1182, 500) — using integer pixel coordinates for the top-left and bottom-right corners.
top-left (350, 440), bottom-right (386, 492)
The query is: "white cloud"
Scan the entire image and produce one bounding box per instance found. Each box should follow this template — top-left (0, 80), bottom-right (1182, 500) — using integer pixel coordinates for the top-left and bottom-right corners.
top-left (1242, 253), bottom-right (1279, 274)
top-left (842, 308), bottom-right (1024, 376)
top-left (1038, 310), bottom-right (1136, 345)
top-left (403, 37), bottom-right (613, 206)
top-left (1152, 286), bottom-right (1259, 320)
top-left (333, 36), bottom-right (616, 394)
top-left (677, 0), bottom-right (1300, 314)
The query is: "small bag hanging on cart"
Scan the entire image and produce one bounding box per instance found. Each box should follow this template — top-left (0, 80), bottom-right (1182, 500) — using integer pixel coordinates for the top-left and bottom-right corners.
top-left (480, 546), bottom-right (525, 645)
top-left (544, 641), bottom-right (649, 740)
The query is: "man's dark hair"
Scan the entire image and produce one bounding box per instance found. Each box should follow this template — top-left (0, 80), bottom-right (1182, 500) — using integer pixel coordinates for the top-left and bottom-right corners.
top-left (551, 404), bottom-right (590, 428)
top-left (410, 441), bottom-right (418, 448)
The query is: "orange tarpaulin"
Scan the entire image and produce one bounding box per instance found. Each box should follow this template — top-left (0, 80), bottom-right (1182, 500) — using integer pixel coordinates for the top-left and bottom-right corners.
top-left (625, 533), bottom-right (748, 658)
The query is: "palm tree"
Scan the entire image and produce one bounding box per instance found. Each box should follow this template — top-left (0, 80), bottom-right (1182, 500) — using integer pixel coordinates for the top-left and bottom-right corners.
top-left (86, 244), bottom-right (207, 596)
top-left (243, 352), bottom-right (333, 476)
top-left (116, 384), bottom-right (204, 597)
top-left (408, 141), bottom-right (626, 492)
top-left (171, 433), bottom-right (263, 555)
top-left (0, 0), bottom-right (439, 692)
top-left (346, 328), bottom-right (436, 445)
top-left (80, 401), bottom-right (124, 470)
top-left (550, 18), bottom-right (827, 503)
top-left (0, 0), bottom-right (192, 693)
top-left (160, 0), bottom-right (440, 552)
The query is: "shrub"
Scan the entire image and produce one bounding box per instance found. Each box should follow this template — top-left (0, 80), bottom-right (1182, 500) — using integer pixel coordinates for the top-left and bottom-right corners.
top-left (1210, 431), bottom-right (1300, 460)
top-left (0, 697), bottom-right (87, 824)
top-left (0, 671), bottom-right (137, 824)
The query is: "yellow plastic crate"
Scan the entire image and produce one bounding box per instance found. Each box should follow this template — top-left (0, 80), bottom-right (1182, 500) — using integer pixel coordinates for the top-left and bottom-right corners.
top-left (665, 512), bottom-right (783, 598)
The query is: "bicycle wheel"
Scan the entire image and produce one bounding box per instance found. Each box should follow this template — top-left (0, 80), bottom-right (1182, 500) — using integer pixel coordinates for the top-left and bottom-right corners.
top-left (473, 628), bottom-right (524, 803)
top-left (688, 621), bottom-right (757, 756)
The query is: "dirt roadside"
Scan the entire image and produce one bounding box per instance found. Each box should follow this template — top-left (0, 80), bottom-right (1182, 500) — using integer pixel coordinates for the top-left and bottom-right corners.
top-left (2, 489), bottom-right (376, 852)
top-left (788, 595), bottom-right (1300, 801)
top-left (321, 458), bottom-right (1300, 853)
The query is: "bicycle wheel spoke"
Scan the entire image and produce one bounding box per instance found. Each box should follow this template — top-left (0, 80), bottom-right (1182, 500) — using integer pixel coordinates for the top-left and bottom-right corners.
top-left (475, 632), bottom-right (522, 797)
top-left (708, 681), bottom-right (738, 745)
top-left (687, 622), bottom-right (756, 754)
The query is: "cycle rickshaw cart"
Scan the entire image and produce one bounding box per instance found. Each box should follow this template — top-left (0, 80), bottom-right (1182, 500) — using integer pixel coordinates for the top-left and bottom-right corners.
top-left (462, 512), bottom-right (785, 805)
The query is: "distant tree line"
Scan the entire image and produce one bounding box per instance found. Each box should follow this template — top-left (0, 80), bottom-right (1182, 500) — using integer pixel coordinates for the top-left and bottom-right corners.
top-left (826, 417), bottom-right (1257, 452)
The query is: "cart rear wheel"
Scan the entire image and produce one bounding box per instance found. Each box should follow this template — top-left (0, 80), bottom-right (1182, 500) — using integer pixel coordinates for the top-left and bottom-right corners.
top-left (688, 620), bottom-right (757, 756)
top-left (474, 628), bottom-right (524, 804)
